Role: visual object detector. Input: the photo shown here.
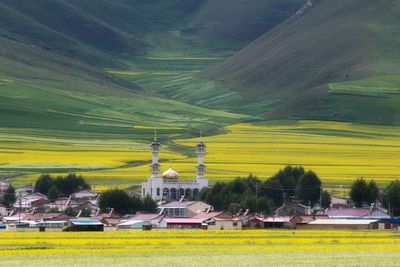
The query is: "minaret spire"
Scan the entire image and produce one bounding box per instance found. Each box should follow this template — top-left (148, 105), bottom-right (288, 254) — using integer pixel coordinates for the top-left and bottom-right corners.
top-left (195, 134), bottom-right (206, 178)
top-left (149, 130), bottom-right (161, 177)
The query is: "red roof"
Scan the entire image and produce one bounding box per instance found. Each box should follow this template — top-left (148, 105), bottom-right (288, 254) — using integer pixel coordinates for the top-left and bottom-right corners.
top-left (326, 208), bottom-right (370, 218)
top-left (130, 214), bottom-right (162, 221)
top-left (191, 211), bottom-right (224, 220)
top-left (164, 218), bottom-right (204, 224)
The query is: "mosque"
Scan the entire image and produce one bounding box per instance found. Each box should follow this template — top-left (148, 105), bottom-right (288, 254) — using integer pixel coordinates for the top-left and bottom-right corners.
top-left (141, 135), bottom-right (209, 201)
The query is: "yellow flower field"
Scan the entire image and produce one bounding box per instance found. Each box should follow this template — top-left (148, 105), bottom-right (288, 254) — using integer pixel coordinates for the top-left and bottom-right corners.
top-left (4, 120), bottom-right (400, 189)
top-left (176, 120), bottom-right (400, 186)
top-left (0, 230), bottom-right (399, 266)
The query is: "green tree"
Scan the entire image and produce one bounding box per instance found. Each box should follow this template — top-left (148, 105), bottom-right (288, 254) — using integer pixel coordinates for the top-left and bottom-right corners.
top-left (142, 195), bottom-right (157, 213)
top-left (256, 197), bottom-right (272, 215)
top-left (227, 203), bottom-right (241, 215)
top-left (99, 189), bottom-right (142, 216)
top-left (54, 174), bottom-right (90, 195)
top-left (367, 180), bottom-right (379, 204)
top-left (80, 208), bottom-right (92, 217)
top-left (350, 178), bottom-right (377, 207)
top-left (47, 185), bottom-right (59, 202)
top-left (262, 176), bottom-right (284, 207)
top-left (35, 174), bottom-right (54, 195)
top-left (384, 180), bottom-right (400, 217)
top-left (64, 207), bottom-right (78, 216)
top-left (296, 171), bottom-right (322, 206)
top-left (2, 184), bottom-right (16, 207)
top-left (274, 166), bottom-right (305, 196)
top-left (321, 191), bottom-right (332, 209)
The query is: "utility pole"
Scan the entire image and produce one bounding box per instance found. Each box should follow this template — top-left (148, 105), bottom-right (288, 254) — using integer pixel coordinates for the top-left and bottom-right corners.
top-left (319, 185), bottom-right (323, 209)
top-left (255, 183), bottom-right (258, 214)
top-left (18, 192), bottom-right (22, 225)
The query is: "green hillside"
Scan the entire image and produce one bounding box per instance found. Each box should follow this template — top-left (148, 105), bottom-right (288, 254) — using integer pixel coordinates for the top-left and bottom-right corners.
top-left (189, 0), bottom-right (304, 45)
top-left (210, 0), bottom-right (400, 124)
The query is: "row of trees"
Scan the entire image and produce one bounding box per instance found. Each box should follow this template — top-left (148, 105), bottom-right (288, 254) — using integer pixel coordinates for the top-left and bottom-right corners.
top-left (350, 178), bottom-right (400, 216)
top-left (197, 166), bottom-right (329, 214)
top-left (35, 174), bottom-right (91, 201)
top-left (98, 189), bottom-right (157, 216)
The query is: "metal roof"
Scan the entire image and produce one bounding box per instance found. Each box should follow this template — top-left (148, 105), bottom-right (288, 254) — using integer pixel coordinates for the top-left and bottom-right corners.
top-left (308, 219), bottom-right (378, 225)
top-left (69, 219), bottom-right (103, 226)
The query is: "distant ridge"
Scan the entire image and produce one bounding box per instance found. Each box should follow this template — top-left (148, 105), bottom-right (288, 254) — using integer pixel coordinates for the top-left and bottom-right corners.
top-left (209, 0), bottom-right (400, 124)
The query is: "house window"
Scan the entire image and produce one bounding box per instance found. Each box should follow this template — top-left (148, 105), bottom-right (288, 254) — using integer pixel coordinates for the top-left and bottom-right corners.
top-left (142, 188), bottom-right (145, 197)
top-left (157, 188), bottom-right (160, 196)
top-left (233, 222), bottom-right (238, 227)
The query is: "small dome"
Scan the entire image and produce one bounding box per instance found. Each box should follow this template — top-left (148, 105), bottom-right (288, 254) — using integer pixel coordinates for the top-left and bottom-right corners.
top-left (163, 168), bottom-right (179, 179)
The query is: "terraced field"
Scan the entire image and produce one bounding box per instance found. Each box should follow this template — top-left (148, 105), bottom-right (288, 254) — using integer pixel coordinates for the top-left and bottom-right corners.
top-left (0, 230), bottom-right (399, 266)
top-left (6, 120), bottom-right (400, 189)
top-left (176, 120), bottom-right (400, 186)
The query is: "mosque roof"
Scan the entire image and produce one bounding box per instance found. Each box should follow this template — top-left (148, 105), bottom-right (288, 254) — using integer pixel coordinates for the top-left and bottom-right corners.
top-left (163, 168), bottom-right (179, 179)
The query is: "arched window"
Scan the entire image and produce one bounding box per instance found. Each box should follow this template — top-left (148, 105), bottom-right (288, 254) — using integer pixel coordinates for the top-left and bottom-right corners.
top-left (193, 189), bottom-right (199, 196)
top-left (170, 188), bottom-right (177, 200)
top-left (185, 188), bottom-right (192, 198)
top-left (156, 188), bottom-right (160, 196)
top-left (179, 188), bottom-right (184, 198)
top-left (163, 188), bottom-right (170, 198)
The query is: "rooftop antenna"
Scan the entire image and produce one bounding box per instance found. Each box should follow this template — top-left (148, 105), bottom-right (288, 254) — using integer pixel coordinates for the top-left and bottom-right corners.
top-left (154, 129), bottom-right (157, 141)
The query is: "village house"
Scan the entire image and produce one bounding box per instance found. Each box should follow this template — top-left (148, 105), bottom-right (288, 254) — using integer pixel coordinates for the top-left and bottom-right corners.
top-left (71, 189), bottom-right (99, 204)
top-left (290, 215), bottom-right (329, 229)
top-left (325, 204), bottom-right (390, 219)
top-left (298, 219), bottom-right (380, 230)
top-left (158, 200), bottom-right (212, 217)
top-left (13, 191), bottom-right (49, 212)
top-left (275, 197), bottom-right (312, 216)
top-left (250, 215), bottom-right (292, 229)
top-left (203, 216), bottom-right (242, 230)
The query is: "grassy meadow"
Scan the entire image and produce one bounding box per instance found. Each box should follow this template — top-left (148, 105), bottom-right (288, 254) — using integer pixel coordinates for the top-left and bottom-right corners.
top-left (0, 230), bottom-right (399, 266)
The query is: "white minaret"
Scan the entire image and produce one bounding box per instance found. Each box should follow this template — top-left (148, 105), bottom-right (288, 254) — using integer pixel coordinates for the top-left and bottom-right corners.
top-left (150, 134), bottom-right (161, 178)
top-left (195, 135), bottom-right (208, 189)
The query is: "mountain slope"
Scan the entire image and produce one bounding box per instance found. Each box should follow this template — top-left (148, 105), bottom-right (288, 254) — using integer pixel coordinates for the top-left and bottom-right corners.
top-left (189, 0), bottom-right (304, 45)
top-left (209, 0), bottom-right (400, 124)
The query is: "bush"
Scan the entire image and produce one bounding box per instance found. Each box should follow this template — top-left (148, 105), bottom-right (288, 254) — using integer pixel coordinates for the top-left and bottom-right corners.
top-left (142, 195), bottom-right (157, 213)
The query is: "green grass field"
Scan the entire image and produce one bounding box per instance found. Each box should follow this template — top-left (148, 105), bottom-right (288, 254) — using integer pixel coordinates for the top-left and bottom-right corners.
top-left (0, 230), bottom-right (399, 266)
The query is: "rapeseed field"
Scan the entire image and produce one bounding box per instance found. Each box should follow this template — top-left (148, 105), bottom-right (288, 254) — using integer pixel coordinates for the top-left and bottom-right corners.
top-left (0, 230), bottom-right (399, 266)
top-left (5, 120), bottom-right (400, 188)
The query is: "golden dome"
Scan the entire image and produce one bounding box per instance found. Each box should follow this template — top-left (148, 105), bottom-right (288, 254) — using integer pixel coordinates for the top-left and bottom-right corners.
top-left (162, 168), bottom-right (179, 179)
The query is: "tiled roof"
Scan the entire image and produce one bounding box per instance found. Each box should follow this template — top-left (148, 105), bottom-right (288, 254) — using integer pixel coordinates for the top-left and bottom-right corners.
top-left (326, 208), bottom-right (370, 218)
top-left (130, 214), bottom-right (162, 221)
top-left (159, 201), bottom-right (196, 208)
top-left (191, 211), bottom-right (224, 220)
